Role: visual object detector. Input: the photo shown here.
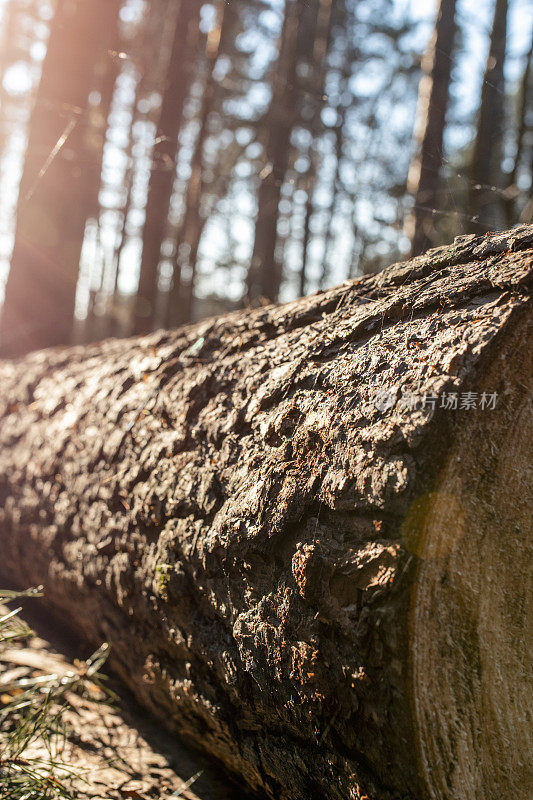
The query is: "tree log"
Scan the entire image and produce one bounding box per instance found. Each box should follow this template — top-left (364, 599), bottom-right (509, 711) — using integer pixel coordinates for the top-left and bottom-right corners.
top-left (1, 226), bottom-right (532, 800)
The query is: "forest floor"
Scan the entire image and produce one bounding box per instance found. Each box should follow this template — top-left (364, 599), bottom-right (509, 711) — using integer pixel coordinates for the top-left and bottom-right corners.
top-left (0, 602), bottom-right (244, 800)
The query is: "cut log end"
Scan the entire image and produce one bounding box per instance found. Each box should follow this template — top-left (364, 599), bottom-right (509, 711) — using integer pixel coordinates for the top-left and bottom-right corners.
top-left (412, 314), bottom-right (532, 800)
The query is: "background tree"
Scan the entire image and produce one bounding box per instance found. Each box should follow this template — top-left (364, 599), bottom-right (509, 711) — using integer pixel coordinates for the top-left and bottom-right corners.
top-left (504, 32), bottom-right (533, 225)
top-left (469, 0), bottom-right (509, 231)
top-left (167, 0), bottom-right (230, 328)
top-left (407, 0), bottom-right (457, 257)
top-left (134, 0), bottom-right (202, 335)
top-left (246, 0), bottom-right (305, 303)
top-left (0, 0), bottom-right (121, 357)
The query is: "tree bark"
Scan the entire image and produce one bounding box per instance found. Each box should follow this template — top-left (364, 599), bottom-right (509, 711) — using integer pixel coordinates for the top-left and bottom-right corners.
top-left (0, 0), bottom-right (122, 358)
top-left (407, 0), bottom-right (457, 257)
top-left (469, 0), bottom-right (508, 232)
top-left (0, 225), bottom-right (532, 800)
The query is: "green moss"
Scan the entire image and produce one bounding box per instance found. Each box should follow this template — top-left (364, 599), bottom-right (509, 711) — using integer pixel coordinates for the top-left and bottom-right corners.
top-left (155, 563), bottom-right (172, 599)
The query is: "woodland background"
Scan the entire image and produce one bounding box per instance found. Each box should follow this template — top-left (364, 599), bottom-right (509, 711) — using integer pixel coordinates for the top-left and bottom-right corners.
top-left (0, 0), bottom-right (531, 356)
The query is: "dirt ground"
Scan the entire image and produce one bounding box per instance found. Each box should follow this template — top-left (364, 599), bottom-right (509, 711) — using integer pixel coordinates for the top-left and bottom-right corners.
top-left (0, 604), bottom-right (247, 800)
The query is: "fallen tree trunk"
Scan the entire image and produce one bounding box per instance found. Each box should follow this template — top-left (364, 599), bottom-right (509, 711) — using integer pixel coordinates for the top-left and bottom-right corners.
top-left (0, 226), bottom-right (532, 800)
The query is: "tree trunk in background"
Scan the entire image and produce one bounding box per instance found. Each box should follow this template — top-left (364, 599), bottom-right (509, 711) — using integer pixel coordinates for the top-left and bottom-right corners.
top-left (0, 0), bottom-right (19, 159)
top-left (505, 34), bottom-right (533, 227)
top-left (406, 0), bottom-right (457, 257)
top-left (108, 0), bottom-right (172, 338)
top-left (1, 225), bottom-right (531, 800)
top-left (320, 107), bottom-right (344, 287)
top-left (299, 188), bottom-right (314, 296)
top-left (83, 18), bottom-right (122, 343)
top-left (133, 0), bottom-right (201, 336)
top-left (299, 0), bottom-right (335, 297)
top-left (246, 0), bottom-right (303, 303)
top-left (107, 96), bottom-right (140, 339)
top-left (167, 0), bottom-right (228, 329)
top-left (0, 0), bottom-right (121, 358)
top-left (0, 0), bottom-right (17, 122)
top-left (469, 0), bottom-right (508, 232)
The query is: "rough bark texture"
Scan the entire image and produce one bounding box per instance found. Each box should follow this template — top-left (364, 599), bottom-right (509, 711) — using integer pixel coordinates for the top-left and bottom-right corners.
top-left (1, 226), bottom-right (532, 800)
